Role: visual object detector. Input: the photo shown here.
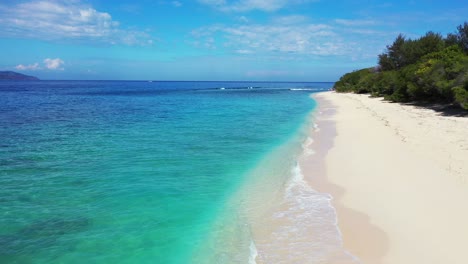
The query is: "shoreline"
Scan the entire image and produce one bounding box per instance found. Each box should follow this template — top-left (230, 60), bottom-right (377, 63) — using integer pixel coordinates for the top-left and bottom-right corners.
top-left (302, 93), bottom-right (387, 263)
top-left (211, 95), bottom-right (361, 264)
top-left (244, 105), bottom-right (358, 264)
top-left (309, 91), bottom-right (468, 263)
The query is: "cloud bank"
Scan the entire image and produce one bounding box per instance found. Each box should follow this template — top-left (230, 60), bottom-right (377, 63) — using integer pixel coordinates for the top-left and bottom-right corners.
top-left (0, 0), bottom-right (152, 45)
top-left (16, 58), bottom-right (65, 71)
top-left (198, 0), bottom-right (316, 12)
top-left (44, 58), bottom-right (65, 70)
top-left (191, 16), bottom-right (395, 62)
top-left (192, 20), bottom-right (343, 57)
top-left (16, 63), bottom-right (40, 71)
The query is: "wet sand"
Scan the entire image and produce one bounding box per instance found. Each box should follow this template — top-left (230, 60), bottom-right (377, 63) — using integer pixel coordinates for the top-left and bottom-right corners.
top-left (306, 92), bottom-right (468, 264)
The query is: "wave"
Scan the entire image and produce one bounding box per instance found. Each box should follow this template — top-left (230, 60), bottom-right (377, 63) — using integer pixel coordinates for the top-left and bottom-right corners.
top-left (247, 122), bottom-right (360, 263)
top-left (253, 162), bottom-right (361, 263)
top-left (216, 87), bottom-right (328, 91)
top-left (248, 240), bottom-right (258, 264)
top-left (289, 88), bottom-right (322, 91)
top-left (302, 136), bottom-right (316, 156)
top-left (217, 86), bottom-right (260, 90)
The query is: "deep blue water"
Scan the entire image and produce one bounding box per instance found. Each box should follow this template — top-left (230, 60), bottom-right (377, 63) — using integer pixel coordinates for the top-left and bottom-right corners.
top-left (0, 81), bottom-right (332, 263)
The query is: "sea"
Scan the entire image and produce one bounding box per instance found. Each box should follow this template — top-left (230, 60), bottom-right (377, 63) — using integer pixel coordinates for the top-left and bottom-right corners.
top-left (0, 81), bottom-right (357, 263)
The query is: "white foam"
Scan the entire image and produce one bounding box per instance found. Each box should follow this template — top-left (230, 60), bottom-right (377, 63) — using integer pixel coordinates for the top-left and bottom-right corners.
top-left (303, 136), bottom-right (314, 147)
top-left (301, 136), bottom-right (315, 156)
top-left (303, 148), bottom-right (316, 156)
top-left (313, 123), bottom-right (320, 132)
top-left (255, 163), bottom-right (361, 263)
top-left (248, 240), bottom-right (258, 264)
top-left (289, 88), bottom-right (318, 91)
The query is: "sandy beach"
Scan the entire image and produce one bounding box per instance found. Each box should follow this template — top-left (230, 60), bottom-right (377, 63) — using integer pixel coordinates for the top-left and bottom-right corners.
top-left (305, 92), bottom-right (468, 264)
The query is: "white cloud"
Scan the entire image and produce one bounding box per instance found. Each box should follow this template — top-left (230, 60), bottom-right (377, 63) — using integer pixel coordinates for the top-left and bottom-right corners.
top-left (198, 0), bottom-right (316, 12)
top-left (335, 19), bottom-right (377, 26)
top-left (237, 16), bottom-right (249, 23)
top-left (235, 49), bottom-right (253, 54)
top-left (16, 63), bottom-right (40, 71)
top-left (191, 15), bottom-right (392, 61)
top-left (172, 1), bottom-right (183, 7)
top-left (44, 58), bottom-right (65, 70)
top-left (272, 15), bottom-right (309, 25)
top-left (0, 0), bottom-right (152, 45)
top-left (193, 22), bottom-right (341, 56)
top-left (199, 0), bottom-right (226, 6)
top-left (246, 70), bottom-right (290, 77)
top-left (15, 58), bottom-right (65, 71)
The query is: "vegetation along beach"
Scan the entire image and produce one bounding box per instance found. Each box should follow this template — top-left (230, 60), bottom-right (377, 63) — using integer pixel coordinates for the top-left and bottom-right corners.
top-left (0, 0), bottom-right (467, 263)
top-left (318, 21), bottom-right (468, 264)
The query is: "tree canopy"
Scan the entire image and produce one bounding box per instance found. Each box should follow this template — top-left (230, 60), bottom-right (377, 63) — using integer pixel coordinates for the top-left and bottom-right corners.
top-left (334, 22), bottom-right (468, 110)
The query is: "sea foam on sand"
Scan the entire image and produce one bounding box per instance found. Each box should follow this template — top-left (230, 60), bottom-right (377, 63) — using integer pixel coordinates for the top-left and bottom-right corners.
top-left (245, 115), bottom-right (360, 264)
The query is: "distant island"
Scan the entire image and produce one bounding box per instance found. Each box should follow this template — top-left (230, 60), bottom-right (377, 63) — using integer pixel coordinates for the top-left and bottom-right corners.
top-left (0, 71), bottom-right (39, 81)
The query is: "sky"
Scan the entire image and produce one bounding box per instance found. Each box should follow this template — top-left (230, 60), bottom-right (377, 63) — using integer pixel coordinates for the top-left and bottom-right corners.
top-left (0, 0), bottom-right (467, 81)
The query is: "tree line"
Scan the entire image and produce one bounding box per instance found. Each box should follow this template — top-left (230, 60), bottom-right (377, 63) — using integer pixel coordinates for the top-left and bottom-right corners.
top-left (334, 22), bottom-right (468, 110)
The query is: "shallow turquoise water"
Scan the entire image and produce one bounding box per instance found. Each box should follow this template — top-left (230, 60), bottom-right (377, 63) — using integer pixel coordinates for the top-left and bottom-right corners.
top-left (0, 81), bottom-right (330, 263)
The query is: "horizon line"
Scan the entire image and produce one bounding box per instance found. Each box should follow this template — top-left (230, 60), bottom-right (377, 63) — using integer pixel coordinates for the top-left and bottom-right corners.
top-left (1, 79), bottom-right (337, 83)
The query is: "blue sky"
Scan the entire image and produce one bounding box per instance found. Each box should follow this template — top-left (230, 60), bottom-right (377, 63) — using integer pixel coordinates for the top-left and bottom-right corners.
top-left (0, 0), bottom-right (467, 81)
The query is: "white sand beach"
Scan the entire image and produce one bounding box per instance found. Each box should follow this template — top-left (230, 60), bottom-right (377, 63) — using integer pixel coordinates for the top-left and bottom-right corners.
top-left (307, 92), bottom-right (468, 264)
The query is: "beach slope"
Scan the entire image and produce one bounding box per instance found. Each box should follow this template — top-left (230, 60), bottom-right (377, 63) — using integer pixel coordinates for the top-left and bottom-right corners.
top-left (312, 92), bottom-right (468, 264)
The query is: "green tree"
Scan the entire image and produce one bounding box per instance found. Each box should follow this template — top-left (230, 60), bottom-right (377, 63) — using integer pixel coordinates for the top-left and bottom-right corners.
top-left (445, 33), bottom-right (459, 47)
top-left (371, 70), bottom-right (402, 97)
top-left (335, 22), bottom-right (468, 110)
top-left (378, 32), bottom-right (445, 72)
top-left (334, 68), bottom-right (374, 93)
top-left (457, 22), bottom-right (468, 53)
top-left (413, 31), bottom-right (445, 60)
top-left (453, 85), bottom-right (468, 109)
top-left (378, 34), bottom-right (406, 70)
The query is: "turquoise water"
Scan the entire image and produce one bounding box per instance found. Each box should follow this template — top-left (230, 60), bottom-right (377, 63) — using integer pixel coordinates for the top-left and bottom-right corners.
top-left (0, 81), bottom-right (332, 263)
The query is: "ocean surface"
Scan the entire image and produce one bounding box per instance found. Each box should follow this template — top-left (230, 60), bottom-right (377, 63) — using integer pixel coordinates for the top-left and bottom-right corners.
top-left (0, 81), bottom-right (354, 263)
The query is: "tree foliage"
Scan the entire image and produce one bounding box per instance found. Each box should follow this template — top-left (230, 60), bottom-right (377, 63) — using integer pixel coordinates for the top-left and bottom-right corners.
top-left (377, 32), bottom-right (445, 71)
top-left (456, 22), bottom-right (468, 53)
top-left (334, 22), bottom-right (468, 110)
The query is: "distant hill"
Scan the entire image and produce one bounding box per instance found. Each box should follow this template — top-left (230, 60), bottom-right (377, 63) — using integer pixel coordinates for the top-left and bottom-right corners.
top-left (0, 71), bottom-right (39, 81)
